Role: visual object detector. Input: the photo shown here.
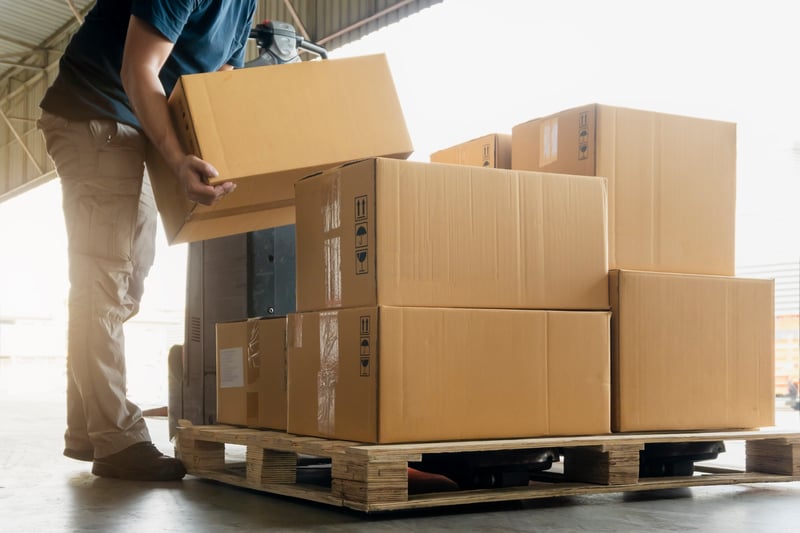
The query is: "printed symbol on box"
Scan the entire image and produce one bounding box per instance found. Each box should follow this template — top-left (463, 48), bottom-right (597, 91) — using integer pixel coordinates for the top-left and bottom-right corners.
top-left (578, 128), bottom-right (589, 160)
top-left (578, 111), bottom-right (589, 161)
top-left (579, 111), bottom-right (589, 129)
top-left (482, 143), bottom-right (491, 167)
top-left (355, 223), bottom-right (368, 248)
top-left (360, 316), bottom-right (370, 336)
top-left (355, 195), bottom-right (368, 221)
top-left (359, 334), bottom-right (371, 377)
top-left (355, 249), bottom-right (368, 275)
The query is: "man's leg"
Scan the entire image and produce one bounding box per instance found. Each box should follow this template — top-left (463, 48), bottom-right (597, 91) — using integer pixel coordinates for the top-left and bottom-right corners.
top-left (40, 112), bottom-right (153, 458)
top-left (39, 112), bottom-right (184, 480)
top-left (124, 172), bottom-right (157, 325)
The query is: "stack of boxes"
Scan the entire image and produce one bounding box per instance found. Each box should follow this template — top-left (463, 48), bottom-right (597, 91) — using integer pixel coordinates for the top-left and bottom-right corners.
top-left (287, 158), bottom-right (612, 442)
top-left (509, 103), bottom-right (774, 432)
top-left (154, 55), bottom-right (775, 442)
top-left (429, 105), bottom-right (775, 434)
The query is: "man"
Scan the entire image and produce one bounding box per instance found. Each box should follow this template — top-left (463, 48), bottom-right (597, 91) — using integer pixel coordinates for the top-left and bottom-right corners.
top-left (38, 0), bottom-right (256, 481)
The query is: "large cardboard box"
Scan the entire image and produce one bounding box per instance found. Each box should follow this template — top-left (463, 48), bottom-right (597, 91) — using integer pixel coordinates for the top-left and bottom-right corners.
top-left (294, 158), bottom-right (609, 312)
top-left (216, 317), bottom-right (287, 429)
top-left (512, 104), bottom-right (736, 275)
top-left (610, 270), bottom-right (775, 432)
top-left (430, 133), bottom-right (512, 169)
top-left (287, 306), bottom-right (610, 443)
top-left (149, 54), bottom-right (413, 244)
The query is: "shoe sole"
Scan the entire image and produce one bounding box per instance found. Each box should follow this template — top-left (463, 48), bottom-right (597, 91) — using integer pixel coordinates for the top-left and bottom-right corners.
top-left (92, 461), bottom-right (186, 481)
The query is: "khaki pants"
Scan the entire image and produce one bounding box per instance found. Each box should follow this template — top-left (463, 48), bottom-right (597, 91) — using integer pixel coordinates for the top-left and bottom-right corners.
top-left (38, 111), bottom-right (155, 458)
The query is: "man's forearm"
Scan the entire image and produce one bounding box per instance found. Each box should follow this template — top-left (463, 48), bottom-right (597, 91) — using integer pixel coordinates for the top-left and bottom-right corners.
top-left (121, 64), bottom-right (185, 175)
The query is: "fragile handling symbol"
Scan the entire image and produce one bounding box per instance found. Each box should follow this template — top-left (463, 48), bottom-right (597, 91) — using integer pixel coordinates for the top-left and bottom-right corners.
top-left (355, 249), bottom-right (368, 274)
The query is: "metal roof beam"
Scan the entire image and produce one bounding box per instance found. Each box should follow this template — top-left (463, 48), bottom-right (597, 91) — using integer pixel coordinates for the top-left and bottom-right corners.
top-left (0, 60), bottom-right (44, 70)
top-left (0, 33), bottom-right (39, 50)
top-left (281, 0), bottom-right (310, 41)
top-left (0, 50), bottom-right (48, 60)
top-left (64, 0), bottom-right (85, 25)
top-left (0, 107), bottom-right (43, 174)
top-left (0, 60), bottom-right (44, 72)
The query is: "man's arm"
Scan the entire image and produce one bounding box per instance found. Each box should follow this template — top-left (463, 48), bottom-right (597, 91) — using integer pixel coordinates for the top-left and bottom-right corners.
top-left (121, 15), bottom-right (235, 206)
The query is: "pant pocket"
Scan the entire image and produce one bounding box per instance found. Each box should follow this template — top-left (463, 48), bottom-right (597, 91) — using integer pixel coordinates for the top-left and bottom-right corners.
top-left (70, 185), bottom-right (141, 262)
top-left (89, 120), bottom-right (147, 177)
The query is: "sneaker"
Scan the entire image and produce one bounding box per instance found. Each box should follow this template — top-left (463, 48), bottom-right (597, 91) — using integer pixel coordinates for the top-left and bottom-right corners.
top-left (64, 448), bottom-right (94, 462)
top-left (92, 442), bottom-right (186, 481)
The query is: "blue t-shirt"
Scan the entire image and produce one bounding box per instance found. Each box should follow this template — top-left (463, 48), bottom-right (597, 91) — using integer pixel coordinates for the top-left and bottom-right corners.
top-left (40, 0), bottom-right (256, 129)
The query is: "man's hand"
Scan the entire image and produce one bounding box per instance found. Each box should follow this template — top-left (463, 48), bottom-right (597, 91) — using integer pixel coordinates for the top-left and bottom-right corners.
top-left (177, 154), bottom-right (236, 205)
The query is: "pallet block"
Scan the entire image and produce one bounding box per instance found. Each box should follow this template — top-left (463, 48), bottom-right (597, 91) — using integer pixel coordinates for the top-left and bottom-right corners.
top-left (175, 422), bottom-right (800, 512)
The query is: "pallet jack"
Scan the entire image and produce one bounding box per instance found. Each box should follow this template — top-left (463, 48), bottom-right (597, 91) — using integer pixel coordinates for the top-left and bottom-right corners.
top-left (246, 20), bottom-right (328, 67)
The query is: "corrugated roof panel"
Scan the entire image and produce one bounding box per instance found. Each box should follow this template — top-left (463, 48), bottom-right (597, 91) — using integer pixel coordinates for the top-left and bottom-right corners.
top-left (0, 0), bottom-right (92, 80)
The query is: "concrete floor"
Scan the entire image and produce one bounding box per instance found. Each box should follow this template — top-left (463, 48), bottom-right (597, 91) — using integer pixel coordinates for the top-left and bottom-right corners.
top-left (3, 392), bottom-right (800, 532)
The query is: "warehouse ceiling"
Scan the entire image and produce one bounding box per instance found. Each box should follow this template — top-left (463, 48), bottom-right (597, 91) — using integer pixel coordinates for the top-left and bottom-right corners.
top-left (0, 0), bottom-right (442, 202)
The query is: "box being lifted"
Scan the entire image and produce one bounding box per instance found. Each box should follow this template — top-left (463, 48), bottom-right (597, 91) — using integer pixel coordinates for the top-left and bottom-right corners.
top-left (149, 54), bottom-right (413, 244)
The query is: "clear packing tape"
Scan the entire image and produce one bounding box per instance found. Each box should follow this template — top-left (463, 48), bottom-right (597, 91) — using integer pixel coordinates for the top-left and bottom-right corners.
top-left (317, 311), bottom-right (339, 435)
top-left (246, 317), bottom-right (260, 384)
top-left (323, 173), bottom-right (342, 308)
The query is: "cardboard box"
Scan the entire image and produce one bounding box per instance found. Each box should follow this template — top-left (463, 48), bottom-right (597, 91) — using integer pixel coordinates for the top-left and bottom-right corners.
top-left (512, 104), bottom-right (736, 275)
top-left (430, 133), bottom-right (512, 169)
top-left (216, 317), bottom-right (287, 429)
top-left (148, 54), bottom-right (413, 244)
top-left (610, 270), bottom-right (775, 432)
top-left (294, 158), bottom-right (609, 312)
top-left (287, 306), bottom-right (610, 443)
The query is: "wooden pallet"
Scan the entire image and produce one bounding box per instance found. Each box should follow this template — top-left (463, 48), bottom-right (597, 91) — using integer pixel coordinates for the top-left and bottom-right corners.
top-left (175, 422), bottom-right (800, 513)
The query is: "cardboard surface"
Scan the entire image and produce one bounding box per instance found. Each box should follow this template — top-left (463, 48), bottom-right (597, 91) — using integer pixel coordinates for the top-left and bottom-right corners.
top-left (610, 270), bottom-right (775, 432)
top-left (287, 306), bottom-right (611, 443)
top-left (430, 133), bottom-right (512, 169)
top-left (148, 54), bottom-right (413, 244)
top-left (512, 104), bottom-right (736, 275)
top-left (216, 317), bottom-right (287, 430)
top-left (294, 158), bottom-right (609, 312)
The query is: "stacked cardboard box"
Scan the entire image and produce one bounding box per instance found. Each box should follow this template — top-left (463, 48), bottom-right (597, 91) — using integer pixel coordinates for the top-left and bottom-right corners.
top-left (430, 133), bottom-right (512, 169)
top-left (608, 270), bottom-right (774, 432)
top-left (287, 158), bottom-right (612, 443)
top-left (215, 317), bottom-right (288, 429)
top-left (510, 104), bottom-right (774, 432)
top-left (511, 103), bottom-right (736, 275)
